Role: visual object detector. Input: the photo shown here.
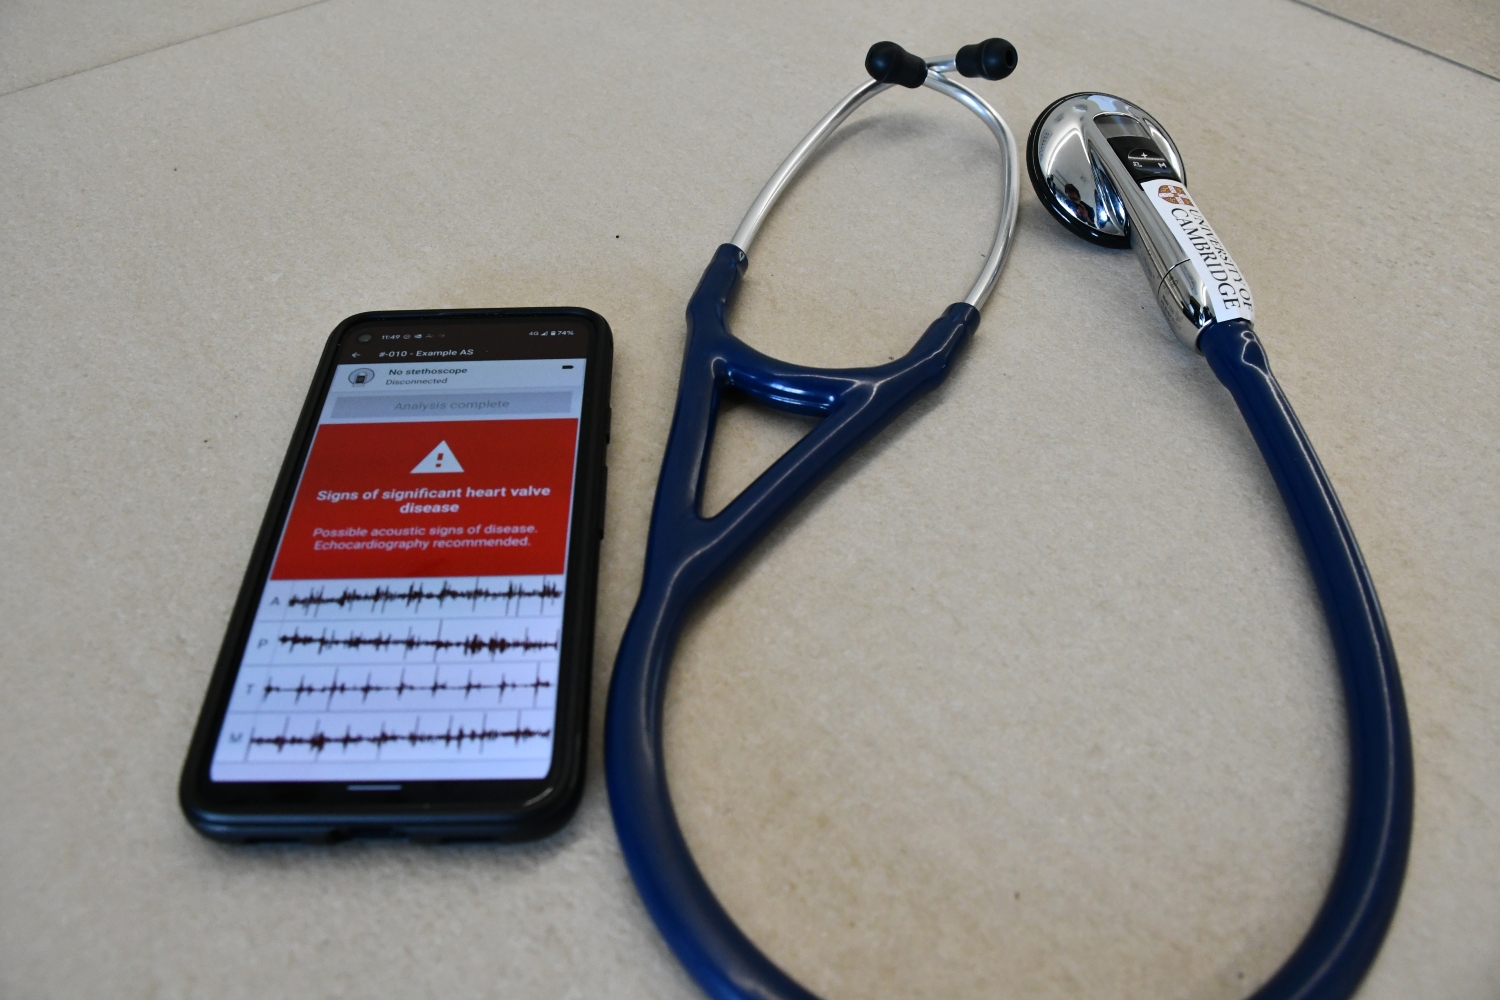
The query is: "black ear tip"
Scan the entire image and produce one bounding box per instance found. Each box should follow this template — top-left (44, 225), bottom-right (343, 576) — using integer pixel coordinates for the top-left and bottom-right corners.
top-left (956, 37), bottom-right (1018, 80)
top-left (865, 40), bottom-right (928, 88)
top-left (864, 41), bottom-right (899, 77)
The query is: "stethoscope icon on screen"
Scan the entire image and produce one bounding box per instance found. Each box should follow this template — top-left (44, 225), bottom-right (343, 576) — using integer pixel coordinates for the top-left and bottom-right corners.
top-left (348, 368), bottom-right (375, 385)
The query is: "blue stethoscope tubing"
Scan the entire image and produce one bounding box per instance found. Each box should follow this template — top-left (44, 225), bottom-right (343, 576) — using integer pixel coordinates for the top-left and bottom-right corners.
top-left (607, 247), bottom-right (982, 1000)
top-left (1196, 319), bottom-right (1412, 1000)
top-left (604, 55), bottom-right (1412, 1000)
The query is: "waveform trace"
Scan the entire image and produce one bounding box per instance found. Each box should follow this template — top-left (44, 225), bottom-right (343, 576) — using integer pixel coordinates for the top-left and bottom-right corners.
top-left (249, 718), bottom-right (551, 755)
top-left (277, 628), bottom-right (558, 658)
top-left (282, 578), bottom-right (561, 616)
top-left (260, 668), bottom-right (551, 705)
top-left (219, 574), bottom-right (567, 778)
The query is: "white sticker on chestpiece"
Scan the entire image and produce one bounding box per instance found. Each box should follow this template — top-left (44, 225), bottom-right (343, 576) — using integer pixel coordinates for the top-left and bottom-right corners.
top-left (1141, 181), bottom-right (1254, 324)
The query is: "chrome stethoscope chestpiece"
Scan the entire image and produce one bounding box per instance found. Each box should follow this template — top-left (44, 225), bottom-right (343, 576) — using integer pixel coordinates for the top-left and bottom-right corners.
top-left (1027, 93), bottom-right (1253, 351)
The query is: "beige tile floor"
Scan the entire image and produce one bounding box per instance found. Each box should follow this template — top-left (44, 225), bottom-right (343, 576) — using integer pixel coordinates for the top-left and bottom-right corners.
top-left (2, 1), bottom-right (1497, 998)
top-left (0, 0), bottom-right (323, 93)
top-left (1308, 0), bottom-right (1500, 78)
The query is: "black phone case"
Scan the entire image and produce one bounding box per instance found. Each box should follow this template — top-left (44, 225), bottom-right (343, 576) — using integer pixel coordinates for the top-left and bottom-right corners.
top-left (179, 308), bottom-right (612, 843)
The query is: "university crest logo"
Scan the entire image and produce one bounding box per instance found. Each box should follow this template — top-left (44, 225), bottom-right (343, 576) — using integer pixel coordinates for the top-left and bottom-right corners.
top-left (1157, 183), bottom-right (1193, 206)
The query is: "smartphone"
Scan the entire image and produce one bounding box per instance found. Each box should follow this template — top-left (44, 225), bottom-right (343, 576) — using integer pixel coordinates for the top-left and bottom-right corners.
top-left (180, 308), bottom-right (611, 842)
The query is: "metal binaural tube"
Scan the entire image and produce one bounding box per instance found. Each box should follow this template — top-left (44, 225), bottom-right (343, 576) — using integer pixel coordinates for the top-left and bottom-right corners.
top-left (730, 61), bottom-right (1020, 310)
top-left (729, 79), bottom-right (890, 254)
top-left (921, 69), bottom-right (1020, 309)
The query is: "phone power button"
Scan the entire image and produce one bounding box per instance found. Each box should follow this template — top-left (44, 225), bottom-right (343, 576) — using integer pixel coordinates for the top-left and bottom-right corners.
top-left (599, 466), bottom-right (608, 539)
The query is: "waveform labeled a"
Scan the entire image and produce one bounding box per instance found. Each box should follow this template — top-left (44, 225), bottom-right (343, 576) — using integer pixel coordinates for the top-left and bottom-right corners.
top-left (277, 628), bottom-right (558, 658)
top-left (261, 669), bottom-right (551, 704)
top-left (284, 579), bottom-right (561, 615)
top-left (249, 718), bottom-right (551, 755)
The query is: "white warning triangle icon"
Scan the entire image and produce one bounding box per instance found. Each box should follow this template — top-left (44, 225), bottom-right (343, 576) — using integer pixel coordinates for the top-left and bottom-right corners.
top-left (411, 440), bottom-right (464, 474)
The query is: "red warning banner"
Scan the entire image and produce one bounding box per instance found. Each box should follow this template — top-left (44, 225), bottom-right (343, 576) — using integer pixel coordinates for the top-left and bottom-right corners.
top-left (271, 419), bottom-right (578, 580)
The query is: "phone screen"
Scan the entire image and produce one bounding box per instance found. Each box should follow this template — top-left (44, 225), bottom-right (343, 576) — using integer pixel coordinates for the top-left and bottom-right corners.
top-left (210, 321), bottom-right (590, 784)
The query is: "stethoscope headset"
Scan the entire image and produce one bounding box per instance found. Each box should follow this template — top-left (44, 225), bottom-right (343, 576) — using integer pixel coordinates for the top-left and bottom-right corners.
top-left (604, 38), bottom-right (1413, 1000)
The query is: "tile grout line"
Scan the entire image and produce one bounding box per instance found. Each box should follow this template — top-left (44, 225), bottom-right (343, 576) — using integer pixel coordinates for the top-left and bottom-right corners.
top-left (1284, 0), bottom-right (1500, 84)
top-left (4, 1), bottom-right (1493, 98)
top-left (0, 0), bottom-right (338, 99)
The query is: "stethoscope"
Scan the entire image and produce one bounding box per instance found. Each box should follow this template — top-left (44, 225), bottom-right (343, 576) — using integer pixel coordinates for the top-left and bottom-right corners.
top-left (604, 40), bottom-right (1413, 1000)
